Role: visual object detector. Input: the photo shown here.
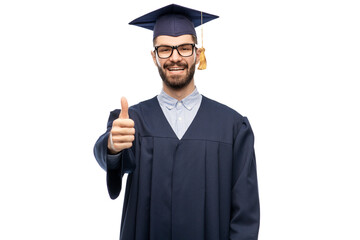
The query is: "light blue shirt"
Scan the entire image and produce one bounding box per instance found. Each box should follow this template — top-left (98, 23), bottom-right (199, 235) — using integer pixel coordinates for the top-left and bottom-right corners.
top-left (157, 88), bottom-right (202, 139)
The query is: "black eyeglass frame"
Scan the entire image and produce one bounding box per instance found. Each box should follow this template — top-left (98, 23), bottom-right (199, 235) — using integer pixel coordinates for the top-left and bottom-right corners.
top-left (154, 44), bottom-right (196, 59)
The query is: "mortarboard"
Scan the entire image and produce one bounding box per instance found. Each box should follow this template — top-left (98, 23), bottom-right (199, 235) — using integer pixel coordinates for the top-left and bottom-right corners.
top-left (129, 4), bottom-right (219, 70)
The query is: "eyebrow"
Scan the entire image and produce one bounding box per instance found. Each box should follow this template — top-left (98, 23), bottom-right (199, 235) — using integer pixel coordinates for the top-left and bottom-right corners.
top-left (155, 43), bottom-right (195, 47)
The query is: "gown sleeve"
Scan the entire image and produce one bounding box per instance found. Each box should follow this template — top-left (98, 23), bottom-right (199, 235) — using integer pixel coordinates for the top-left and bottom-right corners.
top-left (93, 109), bottom-right (136, 200)
top-left (230, 117), bottom-right (260, 239)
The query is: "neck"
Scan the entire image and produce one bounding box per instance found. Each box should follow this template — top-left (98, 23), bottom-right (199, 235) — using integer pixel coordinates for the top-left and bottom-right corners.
top-left (163, 80), bottom-right (195, 101)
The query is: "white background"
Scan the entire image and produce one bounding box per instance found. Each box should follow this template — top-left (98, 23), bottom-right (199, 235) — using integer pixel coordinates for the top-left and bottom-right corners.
top-left (1, 0), bottom-right (359, 239)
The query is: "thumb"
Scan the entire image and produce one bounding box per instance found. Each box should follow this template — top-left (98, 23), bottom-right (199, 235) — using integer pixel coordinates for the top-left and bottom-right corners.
top-left (119, 97), bottom-right (129, 119)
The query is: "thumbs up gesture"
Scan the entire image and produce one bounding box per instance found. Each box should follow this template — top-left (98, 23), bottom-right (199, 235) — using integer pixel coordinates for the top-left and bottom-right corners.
top-left (108, 97), bottom-right (135, 154)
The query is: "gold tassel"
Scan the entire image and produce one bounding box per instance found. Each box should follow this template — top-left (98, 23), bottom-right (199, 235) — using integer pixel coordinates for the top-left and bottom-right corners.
top-left (198, 47), bottom-right (207, 70)
top-left (197, 11), bottom-right (207, 70)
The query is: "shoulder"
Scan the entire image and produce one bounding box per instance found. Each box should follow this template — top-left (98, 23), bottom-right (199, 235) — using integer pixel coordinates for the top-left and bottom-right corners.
top-left (109, 96), bottom-right (158, 118)
top-left (201, 95), bottom-right (244, 122)
top-left (201, 96), bottom-right (253, 136)
top-left (131, 96), bottom-right (158, 111)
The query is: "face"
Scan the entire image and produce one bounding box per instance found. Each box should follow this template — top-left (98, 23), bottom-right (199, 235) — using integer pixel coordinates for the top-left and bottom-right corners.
top-left (151, 34), bottom-right (200, 90)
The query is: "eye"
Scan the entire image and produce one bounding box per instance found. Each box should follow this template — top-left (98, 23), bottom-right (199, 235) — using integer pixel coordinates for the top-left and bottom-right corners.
top-left (180, 46), bottom-right (191, 51)
top-left (158, 47), bottom-right (171, 53)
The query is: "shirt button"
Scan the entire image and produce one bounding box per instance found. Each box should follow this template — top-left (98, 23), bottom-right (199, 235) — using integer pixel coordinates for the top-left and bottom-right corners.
top-left (178, 117), bottom-right (182, 121)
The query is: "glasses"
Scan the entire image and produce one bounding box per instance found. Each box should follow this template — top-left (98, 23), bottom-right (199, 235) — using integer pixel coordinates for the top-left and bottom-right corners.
top-left (154, 44), bottom-right (195, 59)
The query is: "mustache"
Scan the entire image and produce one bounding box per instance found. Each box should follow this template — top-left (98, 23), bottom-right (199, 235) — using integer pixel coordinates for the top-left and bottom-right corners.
top-left (163, 62), bottom-right (188, 68)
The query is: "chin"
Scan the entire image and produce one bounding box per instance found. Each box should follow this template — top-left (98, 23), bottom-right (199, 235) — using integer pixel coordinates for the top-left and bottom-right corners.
top-left (164, 76), bottom-right (193, 90)
top-left (158, 63), bottom-right (196, 90)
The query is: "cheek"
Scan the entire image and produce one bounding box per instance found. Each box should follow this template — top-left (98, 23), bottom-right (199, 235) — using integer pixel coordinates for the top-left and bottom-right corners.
top-left (156, 56), bottom-right (169, 69)
top-left (156, 57), bottom-right (161, 67)
top-left (153, 54), bottom-right (161, 67)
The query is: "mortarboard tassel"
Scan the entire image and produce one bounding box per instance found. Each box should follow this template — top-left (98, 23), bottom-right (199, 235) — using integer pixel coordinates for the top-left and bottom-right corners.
top-left (198, 48), bottom-right (206, 70)
top-left (198, 12), bottom-right (207, 70)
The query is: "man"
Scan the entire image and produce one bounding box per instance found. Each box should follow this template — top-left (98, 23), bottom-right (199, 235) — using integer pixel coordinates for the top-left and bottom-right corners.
top-left (94, 4), bottom-right (260, 240)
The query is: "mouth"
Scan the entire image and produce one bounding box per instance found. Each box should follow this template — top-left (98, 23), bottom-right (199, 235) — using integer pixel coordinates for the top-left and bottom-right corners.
top-left (167, 67), bottom-right (185, 72)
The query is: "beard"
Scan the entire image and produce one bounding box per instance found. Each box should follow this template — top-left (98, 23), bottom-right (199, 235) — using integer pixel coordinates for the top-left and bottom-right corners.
top-left (157, 61), bottom-right (196, 90)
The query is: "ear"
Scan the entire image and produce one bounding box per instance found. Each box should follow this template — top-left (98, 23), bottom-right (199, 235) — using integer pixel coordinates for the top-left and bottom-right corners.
top-left (151, 50), bottom-right (158, 67)
top-left (195, 48), bottom-right (201, 65)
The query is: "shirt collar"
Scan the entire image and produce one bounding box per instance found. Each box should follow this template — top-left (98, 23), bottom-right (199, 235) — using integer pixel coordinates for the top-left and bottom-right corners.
top-left (158, 88), bottom-right (202, 110)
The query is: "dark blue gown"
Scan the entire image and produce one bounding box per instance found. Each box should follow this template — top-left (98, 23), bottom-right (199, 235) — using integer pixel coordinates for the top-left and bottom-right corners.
top-left (94, 96), bottom-right (260, 240)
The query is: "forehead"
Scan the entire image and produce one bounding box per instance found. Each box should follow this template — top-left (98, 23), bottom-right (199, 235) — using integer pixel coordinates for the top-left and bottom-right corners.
top-left (154, 34), bottom-right (194, 46)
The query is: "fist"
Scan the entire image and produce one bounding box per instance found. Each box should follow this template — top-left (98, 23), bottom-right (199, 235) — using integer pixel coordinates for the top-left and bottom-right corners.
top-left (108, 97), bottom-right (135, 154)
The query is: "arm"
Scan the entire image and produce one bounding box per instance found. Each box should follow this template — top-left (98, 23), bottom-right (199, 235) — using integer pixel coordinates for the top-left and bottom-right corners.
top-left (93, 126), bottom-right (127, 200)
top-left (93, 98), bottom-right (135, 199)
top-left (230, 117), bottom-right (260, 240)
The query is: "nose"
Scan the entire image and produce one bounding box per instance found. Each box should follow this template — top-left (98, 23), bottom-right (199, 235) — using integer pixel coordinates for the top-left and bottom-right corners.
top-left (169, 48), bottom-right (182, 62)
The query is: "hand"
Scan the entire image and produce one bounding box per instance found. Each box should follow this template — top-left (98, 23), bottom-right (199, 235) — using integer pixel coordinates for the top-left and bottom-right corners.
top-left (107, 97), bottom-right (135, 154)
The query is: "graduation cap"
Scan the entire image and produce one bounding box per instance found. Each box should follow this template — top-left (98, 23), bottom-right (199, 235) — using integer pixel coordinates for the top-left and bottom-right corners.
top-left (129, 4), bottom-right (219, 70)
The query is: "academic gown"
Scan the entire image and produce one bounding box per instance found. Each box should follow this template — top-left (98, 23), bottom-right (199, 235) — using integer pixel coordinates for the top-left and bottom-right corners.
top-left (94, 96), bottom-right (260, 240)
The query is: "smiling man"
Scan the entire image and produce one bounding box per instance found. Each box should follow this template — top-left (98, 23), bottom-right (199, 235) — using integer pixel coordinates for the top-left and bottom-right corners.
top-left (152, 34), bottom-right (199, 110)
top-left (94, 4), bottom-right (260, 240)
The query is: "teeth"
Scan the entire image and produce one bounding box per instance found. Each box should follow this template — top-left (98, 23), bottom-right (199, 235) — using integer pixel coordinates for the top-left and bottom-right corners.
top-left (169, 68), bottom-right (184, 71)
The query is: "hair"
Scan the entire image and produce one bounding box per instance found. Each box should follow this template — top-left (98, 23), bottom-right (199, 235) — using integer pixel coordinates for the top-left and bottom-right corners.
top-left (153, 35), bottom-right (198, 46)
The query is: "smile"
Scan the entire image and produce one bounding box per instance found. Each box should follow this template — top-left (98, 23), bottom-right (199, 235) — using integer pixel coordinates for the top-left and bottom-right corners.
top-left (168, 67), bottom-right (185, 71)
